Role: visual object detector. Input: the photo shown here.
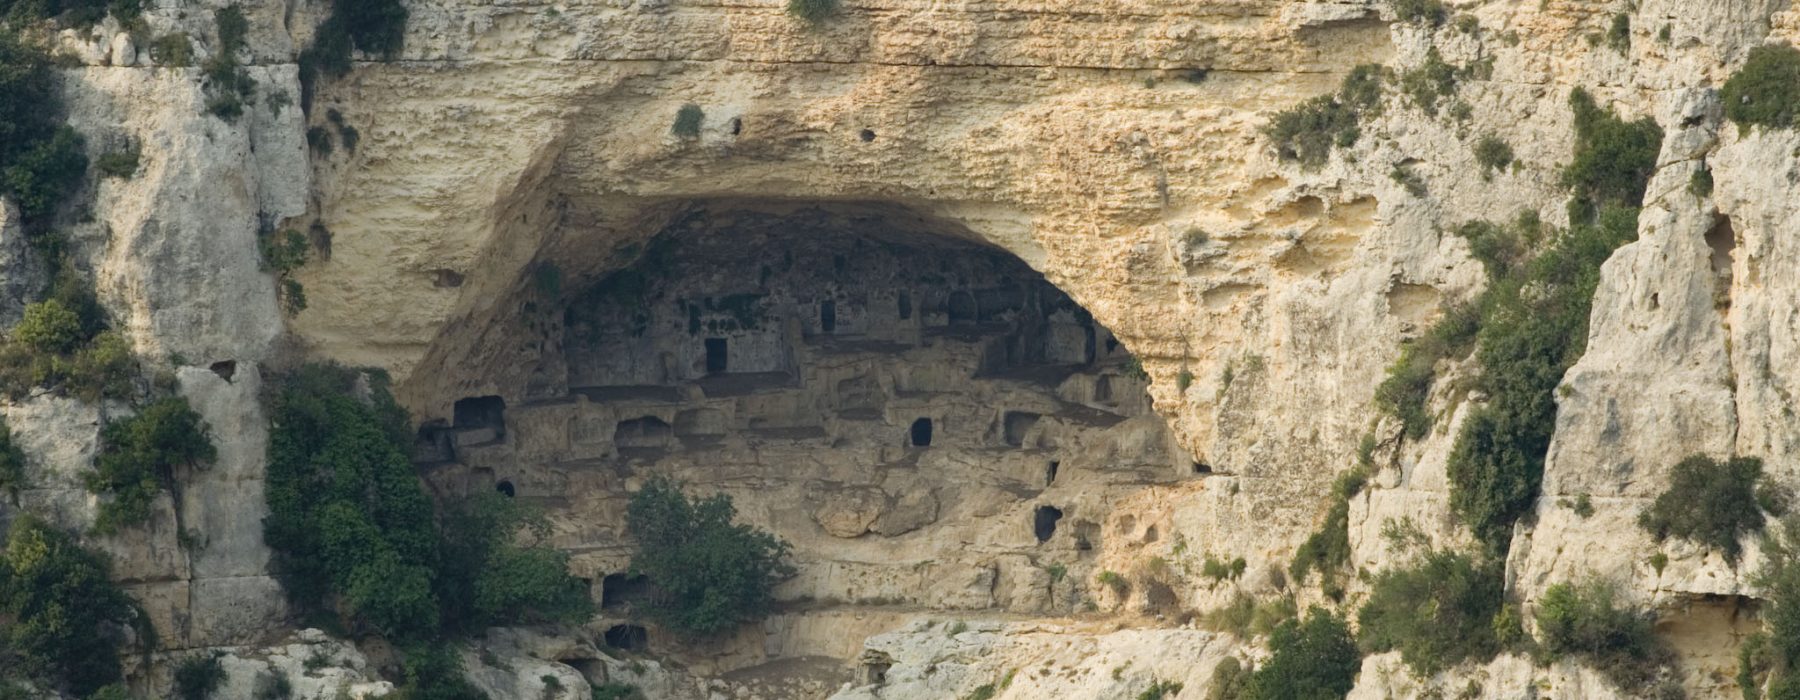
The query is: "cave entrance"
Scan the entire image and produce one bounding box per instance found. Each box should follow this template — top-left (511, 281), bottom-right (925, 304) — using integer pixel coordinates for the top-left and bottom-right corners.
top-left (602, 573), bottom-right (650, 611)
top-left (409, 200), bottom-right (1190, 648)
top-left (604, 624), bottom-right (648, 651)
top-left (705, 338), bottom-right (729, 374)
top-left (1034, 505), bottom-right (1063, 543)
top-left (910, 418), bottom-right (933, 447)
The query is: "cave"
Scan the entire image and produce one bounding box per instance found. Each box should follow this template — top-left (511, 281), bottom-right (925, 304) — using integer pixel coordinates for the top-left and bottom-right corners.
top-left (451, 395), bottom-right (507, 446)
top-left (615, 416), bottom-right (673, 449)
top-left (412, 201), bottom-right (1190, 646)
top-left (601, 573), bottom-right (650, 611)
top-left (910, 418), bottom-right (933, 447)
top-left (1033, 505), bottom-right (1063, 543)
top-left (495, 480), bottom-right (515, 497)
top-left (1003, 411), bottom-right (1040, 447)
top-left (704, 338), bottom-right (729, 374)
top-left (604, 624), bottom-right (648, 651)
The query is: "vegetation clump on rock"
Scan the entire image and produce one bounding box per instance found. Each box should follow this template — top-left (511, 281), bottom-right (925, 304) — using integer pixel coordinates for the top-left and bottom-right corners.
top-left (626, 476), bottom-right (794, 636)
top-left (1721, 43), bottom-right (1800, 132)
top-left (0, 515), bottom-right (149, 698)
top-left (1639, 454), bottom-right (1787, 565)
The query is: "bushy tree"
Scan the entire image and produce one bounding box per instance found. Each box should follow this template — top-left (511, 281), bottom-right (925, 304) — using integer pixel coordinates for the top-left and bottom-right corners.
top-left (1264, 65), bottom-right (1388, 169)
top-left (0, 516), bottom-right (145, 697)
top-left (12, 300), bottom-right (81, 355)
top-left (626, 477), bottom-right (793, 636)
top-left (1447, 206), bottom-right (1641, 549)
top-left (1357, 550), bottom-right (1505, 675)
top-left (1640, 455), bottom-right (1783, 565)
top-left (1722, 43), bottom-right (1800, 131)
top-left (1241, 607), bottom-right (1359, 700)
top-left (84, 396), bottom-right (215, 533)
top-left (263, 364), bottom-right (440, 639)
top-left (437, 492), bottom-right (592, 632)
top-left (1536, 580), bottom-right (1668, 691)
top-left (1563, 88), bottom-right (1662, 223)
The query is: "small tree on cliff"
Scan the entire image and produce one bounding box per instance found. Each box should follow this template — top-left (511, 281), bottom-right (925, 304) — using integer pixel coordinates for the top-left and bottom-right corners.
top-left (626, 477), bottom-right (793, 636)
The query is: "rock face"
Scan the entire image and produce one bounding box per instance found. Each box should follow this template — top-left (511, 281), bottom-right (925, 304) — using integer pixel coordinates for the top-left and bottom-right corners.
top-left (5, 0), bottom-right (1800, 697)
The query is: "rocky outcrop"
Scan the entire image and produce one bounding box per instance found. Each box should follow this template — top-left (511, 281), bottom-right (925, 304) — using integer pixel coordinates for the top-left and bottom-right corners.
top-left (6, 0), bottom-right (1800, 697)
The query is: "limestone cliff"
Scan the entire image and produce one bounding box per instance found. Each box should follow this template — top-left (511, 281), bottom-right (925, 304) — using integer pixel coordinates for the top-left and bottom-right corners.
top-left (3, 0), bottom-right (1800, 697)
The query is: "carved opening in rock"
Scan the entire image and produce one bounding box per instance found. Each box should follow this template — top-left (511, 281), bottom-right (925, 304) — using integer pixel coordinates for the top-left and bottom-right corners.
top-left (1003, 411), bottom-right (1040, 447)
top-left (604, 624), bottom-right (648, 651)
top-left (451, 395), bottom-right (506, 445)
top-left (209, 360), bottom-right (236, 381)
top-left (1192, 461), bottom-right (1211, 475)
top-left (705, 337), bottom-right (729, 374)
top-left (433, 269), bottom-right (466, 288)
top-left (1093, 375), bottom-right (1113, 403)
top-left (615, 416), bottom-right (672, 449)
top-left (730, 117), bottom-right (742, 136)
top-left (910, 418), bottom-right (933, 447)
top-left (1046, 460), bottom-right (1059, 486)
top-left (820, 299), bottom-right (837, 333)
top-left (1071, 519), bottom-right (1100, 551)
top-left (860, 129), bottom-right (876, 142)
top-left (947, 291), bottom-right (976, 324)
top-left (897, 291), bottom-right (911, 320)
top-left (1706, 213), bottom-right (1736, 313)
top-left (1033, 505), bottom-right (1064, 543)
top-left (495, 480), bottom-right (515, 498)
top-left (602, 573), bottom-right (650, 611)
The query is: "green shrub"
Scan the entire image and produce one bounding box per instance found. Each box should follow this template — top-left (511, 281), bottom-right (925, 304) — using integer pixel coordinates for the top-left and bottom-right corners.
top-left (84, 396), bottom-right (216, 534)
top-left (1447, 205), bottom-right (1642, 549)
top-left (1751, 517), bottom-right (1800, 697)
top-left (1289, 467), bottom-right (1369, 592)
top-left (2, 125), bottom-right (87, 221)
top-left (1374, 300), bottom-right (1480, 439)
top-left (1357, 550), bottom-right (1505, 675)
top-left (786, 0), bottom-right (838, 24)
top-left (0, 28), bottom-right (85, 221)
top-left (1389, 0), bottom-right (1446, 25)
top-left (1208, 657), bottom-right (1250, 700)
top-left (174, 653), bottom-right (226, 700)
top-left (1137, 679), bottom-right (1183, 700)
top-left (201, 6), bottom-right (256, 121)
top-left (1202, 554), bottom-right (1247, 583)
top-left (0, 418), bottom-right (24, 497)
top-left (1264, 64), bottom-right (1387, 169)
top-left (436, 492), bottom-right (593, 632)
top-left (13, 300), bottom-right (83, 354)
top-left (1722, 44), bottom-right (1800, 131)
top-left (591, 684), bottom-right (641, 700)
top-left (393, 643), bottom-right (486, 700)
top-left (150, 33), bottom-right (194, 67)
top-left (297, 0), bottom-right (406, 108)
top-left (1389, 164), bottom-right (1426, 197)
top-left (259, 229), bottom-right (310, 316)
top-left (253, 670), bottom-right (293, 700)
top-left (1241, 607), bottom-right (1359, 700)
top-left (95, 145), bottom-right (140, 179)
top-left (263, 364), bottom-right (441, 639)
top-left (1399, 48), bottom-right (1458, 117)
top-left (1690, 163), bottom-right (1714, 198)
top-left (1474, 135), bottom-right (1514, 178)
top-left (1535, 580), bottom-right (1669, 691)
top-left (1606, 13), bottom-right (1631, 52)
top-left (626, 476), bottom-right (794, 636)
top-left (1563, 88), bottom-right (1662, 223)
top-left (0, 516), bottom-right (146, 697)
top-left (1639, 455), bottom-right (1782, 565)
top-left (671, 104), bottom-right (704, 138)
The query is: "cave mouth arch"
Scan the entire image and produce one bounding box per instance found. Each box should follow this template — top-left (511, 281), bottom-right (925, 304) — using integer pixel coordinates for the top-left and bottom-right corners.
top-left (411, 199), bottom-right (1200, 658)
